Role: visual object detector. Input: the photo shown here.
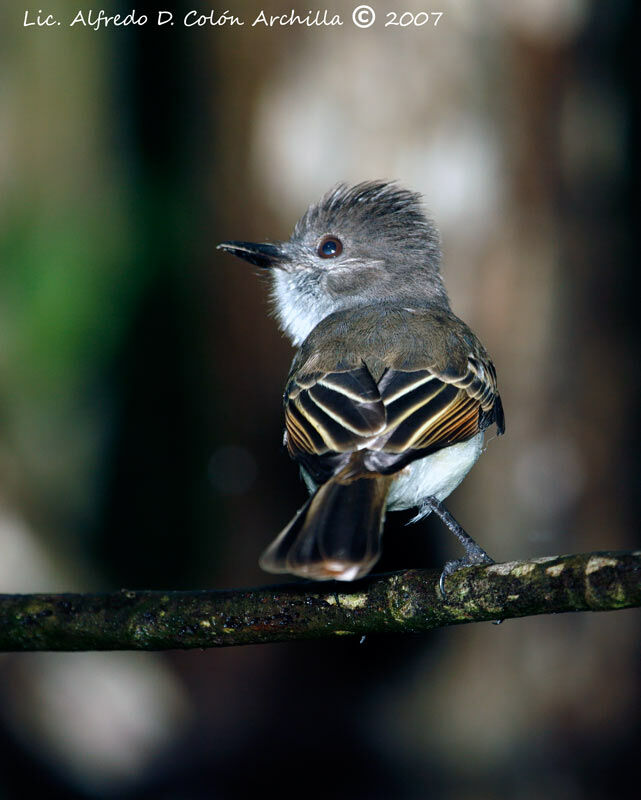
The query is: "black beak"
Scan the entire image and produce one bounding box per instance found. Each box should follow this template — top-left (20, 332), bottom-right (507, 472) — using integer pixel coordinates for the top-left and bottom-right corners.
top-left (217, 241), bottom-right (286, 269)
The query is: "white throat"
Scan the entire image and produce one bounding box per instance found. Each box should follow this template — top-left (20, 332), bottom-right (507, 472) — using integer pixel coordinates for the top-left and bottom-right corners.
top-left (271, 269), bottom-right (338, 346)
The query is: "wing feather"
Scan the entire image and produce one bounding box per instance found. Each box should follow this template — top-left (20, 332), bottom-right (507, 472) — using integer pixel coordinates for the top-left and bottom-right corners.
top-left (378, 370), bottom-right (435, 404)
top-left (285, 363), bottom-right (387, 458)
top-left (284, 353), bottom-right (503, 480)
top-left (384, 383), bottom-right (460, 451)
top-left (318, 370), bottom-right (381, 403)
top-left (383, 380), bottom-right (450, 431)
top-left (285, 401), bottom-right (327, 454)
top-left (295, 392), bottom-right (364, 452)
top-left (307, 383), bottom-right (386, 435)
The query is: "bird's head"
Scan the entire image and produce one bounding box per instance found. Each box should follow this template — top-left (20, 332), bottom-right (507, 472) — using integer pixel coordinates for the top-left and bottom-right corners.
top-left (218, 181), bottom-right (448, 345)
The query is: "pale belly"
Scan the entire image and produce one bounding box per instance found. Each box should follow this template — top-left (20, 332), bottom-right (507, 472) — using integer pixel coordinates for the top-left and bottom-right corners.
top-left (300, 432), bottom-right (484, 512)
top-left (386, 432), bottom-right (484, 511)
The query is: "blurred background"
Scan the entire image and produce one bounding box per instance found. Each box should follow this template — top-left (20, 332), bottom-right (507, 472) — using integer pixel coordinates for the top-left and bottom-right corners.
top-left (0, 0), bottom-right (639, 797)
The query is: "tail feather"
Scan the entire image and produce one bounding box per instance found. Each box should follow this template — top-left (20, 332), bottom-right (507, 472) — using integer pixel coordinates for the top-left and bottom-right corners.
top-left (259, 475), bottom-right (392, 581)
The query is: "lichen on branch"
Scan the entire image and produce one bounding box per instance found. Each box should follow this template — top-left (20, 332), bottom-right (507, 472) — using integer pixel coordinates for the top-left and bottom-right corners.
top-left (0, 551), bottom-right (639, 652)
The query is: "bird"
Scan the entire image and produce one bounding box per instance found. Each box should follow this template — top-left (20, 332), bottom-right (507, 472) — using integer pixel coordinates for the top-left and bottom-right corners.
top-left (218, 181), bottom-right (504, 591)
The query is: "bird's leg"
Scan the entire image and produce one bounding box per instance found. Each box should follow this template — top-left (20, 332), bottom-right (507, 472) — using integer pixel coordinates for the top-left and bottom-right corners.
top-left (414, 497), bottom-right (494, 597)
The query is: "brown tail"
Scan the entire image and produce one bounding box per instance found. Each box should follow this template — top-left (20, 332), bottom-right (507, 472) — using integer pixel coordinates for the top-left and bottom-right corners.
top-left (259, 473), bottom-right (393, 581)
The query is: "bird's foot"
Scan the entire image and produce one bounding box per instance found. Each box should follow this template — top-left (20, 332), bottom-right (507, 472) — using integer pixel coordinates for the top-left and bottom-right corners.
top-left (438, 549), bottom-right (494, 598)
top-left (414, 497), bottom-right (495, 599)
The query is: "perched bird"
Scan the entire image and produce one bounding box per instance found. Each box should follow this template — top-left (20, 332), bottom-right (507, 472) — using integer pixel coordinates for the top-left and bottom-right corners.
top-left (219, 181), bottom-right (504, 590)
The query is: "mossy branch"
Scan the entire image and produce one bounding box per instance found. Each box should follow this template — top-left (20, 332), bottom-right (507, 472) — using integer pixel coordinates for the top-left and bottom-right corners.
top-left (0, 551), bottom-right (639, 651)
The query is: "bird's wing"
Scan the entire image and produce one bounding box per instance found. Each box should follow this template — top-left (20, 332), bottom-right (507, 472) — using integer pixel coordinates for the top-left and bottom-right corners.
top-left (378, 355), bottom-right (503, 452)
top-left (284, 363), bottom-right (387, 481)
top-left (284, 356), bottom-right (504, 483)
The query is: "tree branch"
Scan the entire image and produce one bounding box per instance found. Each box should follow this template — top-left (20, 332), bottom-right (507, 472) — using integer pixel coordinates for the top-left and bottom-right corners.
top-left (1, 551), bottom-right (639, 651)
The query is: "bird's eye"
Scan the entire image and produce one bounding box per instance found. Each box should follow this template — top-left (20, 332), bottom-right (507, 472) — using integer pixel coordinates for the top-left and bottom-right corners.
top-left (317, 236), bottom-right (343, 259)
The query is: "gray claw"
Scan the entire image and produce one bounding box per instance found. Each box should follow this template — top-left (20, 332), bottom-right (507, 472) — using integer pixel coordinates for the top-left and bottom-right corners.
top-left (438, 553), bottom-right (494, 599)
